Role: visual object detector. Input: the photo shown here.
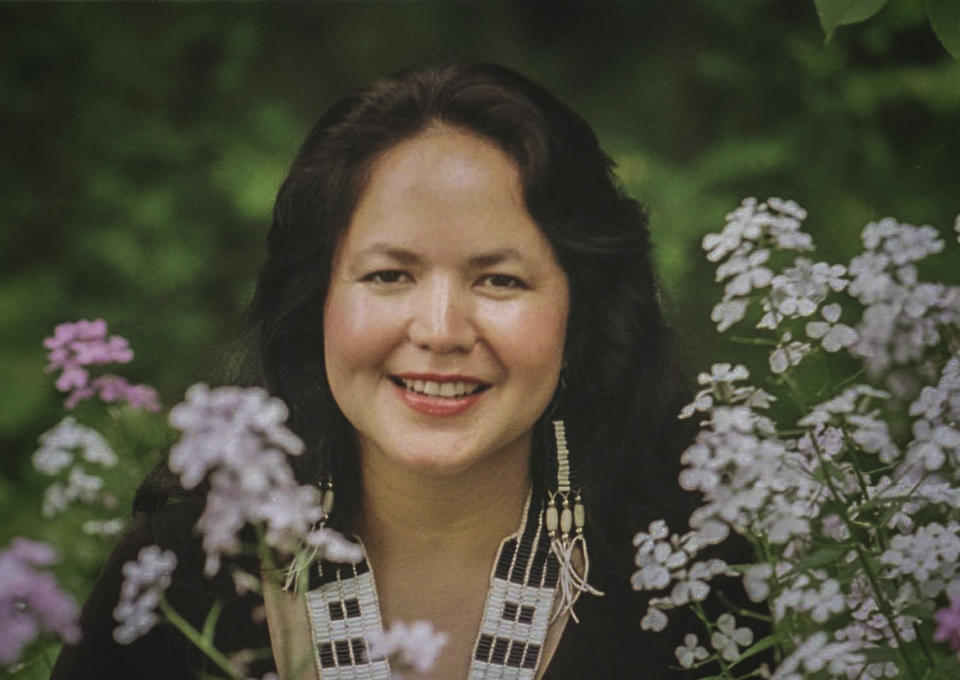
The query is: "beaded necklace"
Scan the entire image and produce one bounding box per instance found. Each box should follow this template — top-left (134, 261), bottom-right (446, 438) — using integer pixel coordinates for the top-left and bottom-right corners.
top-left (302, 492), bottom-right (560, 679)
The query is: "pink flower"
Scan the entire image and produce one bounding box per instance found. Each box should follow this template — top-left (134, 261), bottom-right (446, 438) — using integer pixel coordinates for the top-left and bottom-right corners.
top-left (0, 538), bottom-right (80, 666)
top-left (43, 319), bottom-right (160, 412)
top-left (934, 597), bottom-right (960, 652)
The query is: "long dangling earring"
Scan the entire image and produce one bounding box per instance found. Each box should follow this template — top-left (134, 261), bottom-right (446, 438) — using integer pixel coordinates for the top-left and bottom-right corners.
top-left (284, 474), bottom-right (335, 593)
top-left (545, 420), bottom-right (603, 622)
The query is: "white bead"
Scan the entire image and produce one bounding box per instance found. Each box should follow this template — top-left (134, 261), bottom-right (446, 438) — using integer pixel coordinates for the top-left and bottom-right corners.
top-left (546, 505), bottom-right (559, 532)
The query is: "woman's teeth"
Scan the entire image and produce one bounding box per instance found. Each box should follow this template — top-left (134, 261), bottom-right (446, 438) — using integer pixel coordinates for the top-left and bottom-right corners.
top-left (400, 379), bottom-right (483, 398)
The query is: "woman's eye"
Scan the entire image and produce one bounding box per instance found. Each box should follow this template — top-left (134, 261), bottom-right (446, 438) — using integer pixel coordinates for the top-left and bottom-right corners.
top-left (477, 274), bottom-right (527, 289)
top-left (361, 270), bottom-right (409, 284)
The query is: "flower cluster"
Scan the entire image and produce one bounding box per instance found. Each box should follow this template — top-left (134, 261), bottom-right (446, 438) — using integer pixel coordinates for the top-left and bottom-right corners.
top-left (168, 383), bottom-right (327, 576)
top-left (0, 538), bottom-right (80, 666)
top-left (113, 545), bottom-right (177, 644)
top-left (44, 319), bottom-right (160, 411)
top-left (32, 416), bottom-right (123, 532)
top-left (638, 200), bottom-right (960, 679)
top-left (368, 620), bottom-right (448, 679)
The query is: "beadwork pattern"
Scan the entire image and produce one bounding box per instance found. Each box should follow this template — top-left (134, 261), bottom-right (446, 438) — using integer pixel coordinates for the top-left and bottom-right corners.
top-left (303, 493), bottom-right (559, 679)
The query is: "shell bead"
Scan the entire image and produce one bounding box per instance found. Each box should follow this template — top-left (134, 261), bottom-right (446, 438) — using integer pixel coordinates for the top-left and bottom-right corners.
top-left (573, 502), bottom-right (585, 528)
top-left (560, 507), bottom-right (573, 533)
top-left (322, 490), bottom-right (335, 515)
top-left (546, 505), bottom-right (559, 532)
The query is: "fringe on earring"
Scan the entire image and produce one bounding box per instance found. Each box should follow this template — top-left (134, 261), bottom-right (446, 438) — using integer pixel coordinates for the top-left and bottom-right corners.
top-left (283, 475), bottom-right (335, 594)
top-left (545, 420), bottom-right (604, 623)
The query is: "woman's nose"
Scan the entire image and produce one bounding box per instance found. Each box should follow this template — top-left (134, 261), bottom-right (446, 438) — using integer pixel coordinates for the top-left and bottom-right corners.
top-left (407, 278), bottom-right (477, 353)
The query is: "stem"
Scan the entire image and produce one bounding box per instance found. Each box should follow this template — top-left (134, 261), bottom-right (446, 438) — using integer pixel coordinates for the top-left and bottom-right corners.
top-left (778, 371), bottom-right (808, 411)
top-left (730, 335), bottom-right (778, 347)
top-left (716, 591), bottom-right (773, 623)
top-left (691, 602), bottom-right (737, 680)
top-left (808, 436), bottom-right (922, 680)
top-left (159, 599), bottom-right (244, 680)
top-left (41, 648), bottom-right (54, 673)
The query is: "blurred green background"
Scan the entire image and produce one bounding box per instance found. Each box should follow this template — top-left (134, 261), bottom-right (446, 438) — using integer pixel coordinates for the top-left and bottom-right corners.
top-left (1, 1), bottom-right (958, 669)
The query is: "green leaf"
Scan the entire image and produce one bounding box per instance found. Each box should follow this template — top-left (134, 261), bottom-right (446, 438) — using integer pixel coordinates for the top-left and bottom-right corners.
top-left (793, 544), bottom-right (849, 571)
top-left (926, 0), bottom-right (960, 61)
top-left (814, 0), bottom-right (891, 42)
top-left (729, 634), bottom-right (779, 667)
top-left (924, 650), bottom-right (960, 680)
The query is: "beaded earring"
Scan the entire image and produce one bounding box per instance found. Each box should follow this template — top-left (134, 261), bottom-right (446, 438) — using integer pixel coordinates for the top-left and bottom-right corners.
top-left (545, 420), bottom-right (603, 622)
top-left (284, 474), bottom-right (336, 593)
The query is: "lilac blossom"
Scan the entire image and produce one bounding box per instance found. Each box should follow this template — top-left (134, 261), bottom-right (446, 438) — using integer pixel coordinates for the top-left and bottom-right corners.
top-left (168, 384), bottom-right (324, 576)
top-left (113, 545), bottom-right (177, 644)
top-left (367, 620), bottom-right (448, 679)
top-left (0, 538), bottom-right (80, 666)
top-left (43, 319), bottom-right (160, 411)
top-left (934, 597), bottom-right (960, 652)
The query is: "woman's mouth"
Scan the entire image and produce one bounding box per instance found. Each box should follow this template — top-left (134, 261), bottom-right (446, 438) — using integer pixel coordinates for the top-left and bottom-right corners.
top-left (388, 375), bottom-right (491, 416)
top-left (390, 377), bottom-right (489, 398)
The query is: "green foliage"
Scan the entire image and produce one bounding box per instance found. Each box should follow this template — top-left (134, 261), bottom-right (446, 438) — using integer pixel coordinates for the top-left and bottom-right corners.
top-left (815, 0), bottom-right (960, 61)
top-left (815, 0), bottom-right (891, 41)
top-left (927, 0), bottom-right (960, 60)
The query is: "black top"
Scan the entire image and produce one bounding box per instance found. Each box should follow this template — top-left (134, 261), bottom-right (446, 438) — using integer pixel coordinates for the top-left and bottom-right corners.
top-left (50, 490), bottom-right (744, 679)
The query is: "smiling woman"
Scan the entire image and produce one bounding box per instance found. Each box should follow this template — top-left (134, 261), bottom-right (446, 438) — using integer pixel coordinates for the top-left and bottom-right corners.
top-left (51, 62), bottom-right (715, 680)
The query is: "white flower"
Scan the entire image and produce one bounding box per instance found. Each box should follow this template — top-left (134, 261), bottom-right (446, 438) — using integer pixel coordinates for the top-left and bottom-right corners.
top-left (769, 332), bottom-right (811, 374)
top-left (368, 620), bottom-right (448, 677)
top-left (805, 303), bottom-right (858, 352)
top-left (33, 417), bottom-right (117, 474)
top-left (798, 384), bottom-right (890, 427)
top-left (304, 527), bottom-right (365, 564)
top-left (742, 563), bottom-right (773, 602)
top-left (640, 606), bottom-right (668, 632)
top-left (113, 545), bottom-right (176, 644)
top-left (675, 633), bottom-right (709, 668)
top-left (41, 467), bottom-right (106, 517)
top-left (771, 632), bottom-right (865, 678)
top-left (880, 521), bottom-right (960, 595)
top-left (711, 299), bottom-right (748, 332)
top-left (710, 613), bottom-right (754, 662)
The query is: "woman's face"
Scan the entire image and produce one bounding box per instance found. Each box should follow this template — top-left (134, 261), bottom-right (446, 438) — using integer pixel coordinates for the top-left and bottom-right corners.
top-left (323, 125), bottom-right (569, 479)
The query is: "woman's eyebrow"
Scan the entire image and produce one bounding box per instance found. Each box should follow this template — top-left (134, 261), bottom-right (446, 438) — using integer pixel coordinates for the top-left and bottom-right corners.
top-left (355, 243), bottom-right (420, 264)
top-left (468, 248), bottom-right (524, 267)
top-left (354, 245), bottom-right (526, 268)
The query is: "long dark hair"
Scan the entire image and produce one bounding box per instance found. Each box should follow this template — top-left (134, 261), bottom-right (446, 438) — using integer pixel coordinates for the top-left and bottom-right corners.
top-left (232, 61), bottom-right (694, 571)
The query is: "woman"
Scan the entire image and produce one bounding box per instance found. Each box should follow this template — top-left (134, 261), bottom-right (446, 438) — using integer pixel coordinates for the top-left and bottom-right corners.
top-left (52, 62), bottom-right (708, 679)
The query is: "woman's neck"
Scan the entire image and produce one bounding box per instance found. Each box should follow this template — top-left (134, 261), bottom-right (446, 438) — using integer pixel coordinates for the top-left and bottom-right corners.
top-left (355, 446), bottom-right (532, 569)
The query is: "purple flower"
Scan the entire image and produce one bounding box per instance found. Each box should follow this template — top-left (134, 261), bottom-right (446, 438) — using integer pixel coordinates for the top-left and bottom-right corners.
top-left (934, 597), bottom-right (960, 652)
top-left (168, 384), bottom-right (323, 576)
top-left (0, 538), bottom-right (80, 666)
top-left (43, 319), bottom-right (160, 411)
